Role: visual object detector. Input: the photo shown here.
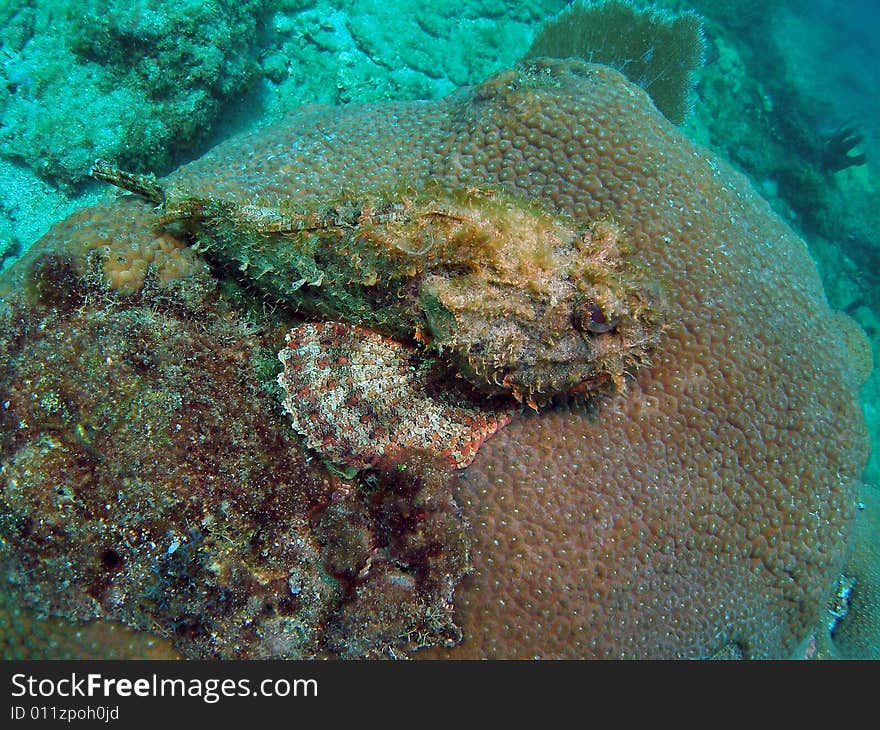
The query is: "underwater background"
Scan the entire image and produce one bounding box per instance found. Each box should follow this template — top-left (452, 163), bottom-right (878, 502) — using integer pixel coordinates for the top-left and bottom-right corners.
top-left (0, 0), bottom-right (877, 658)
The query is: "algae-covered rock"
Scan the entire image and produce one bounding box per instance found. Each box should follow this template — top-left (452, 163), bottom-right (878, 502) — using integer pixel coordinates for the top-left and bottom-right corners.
top-left (0, 0), bottom-right (275, 187)
top-left (0, 236), bottom-right (471, 659)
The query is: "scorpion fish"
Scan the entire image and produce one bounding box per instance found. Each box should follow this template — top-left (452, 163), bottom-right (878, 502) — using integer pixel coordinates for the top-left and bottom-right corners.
top-left (91, 96), bottom-right (664, 469)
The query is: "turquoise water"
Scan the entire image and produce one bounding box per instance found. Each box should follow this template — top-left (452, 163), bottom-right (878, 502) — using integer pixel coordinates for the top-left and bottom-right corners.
top-left (0, 0), bottom-right (877, 658)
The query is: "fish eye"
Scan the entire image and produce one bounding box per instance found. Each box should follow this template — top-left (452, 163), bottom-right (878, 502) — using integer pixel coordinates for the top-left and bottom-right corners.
top-left (574, 299), bottom-right (620, 334)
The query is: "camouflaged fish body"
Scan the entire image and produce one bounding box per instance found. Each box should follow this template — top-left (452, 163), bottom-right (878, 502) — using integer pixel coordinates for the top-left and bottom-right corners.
top-left (92, 160), bottom-right (663, 408)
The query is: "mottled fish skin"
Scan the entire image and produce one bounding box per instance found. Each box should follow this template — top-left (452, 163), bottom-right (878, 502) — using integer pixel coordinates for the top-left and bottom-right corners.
top-left (91, 161), bottom-right (664, 408)
top-left (277, 321), bottom-right (516, 470)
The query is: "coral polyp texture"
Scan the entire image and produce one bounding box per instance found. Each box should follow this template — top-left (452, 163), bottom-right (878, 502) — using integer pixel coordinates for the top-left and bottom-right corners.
top-left (0, 59), bottom-right (870, 658)
top-left (0, 584), bottom-right (179, 660)
top-left (0, 195), bottom-right (206, 299)
top-left (831, 310), bottom-right (874, 387)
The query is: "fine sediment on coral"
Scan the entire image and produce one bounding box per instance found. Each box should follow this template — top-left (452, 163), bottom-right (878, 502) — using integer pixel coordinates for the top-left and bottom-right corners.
top-left (0, 58), bottom-right (870, 659)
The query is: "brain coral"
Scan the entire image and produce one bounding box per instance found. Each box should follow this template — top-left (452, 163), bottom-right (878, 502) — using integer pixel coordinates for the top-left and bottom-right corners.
top-left (1, 59), bottom-right (870, 658)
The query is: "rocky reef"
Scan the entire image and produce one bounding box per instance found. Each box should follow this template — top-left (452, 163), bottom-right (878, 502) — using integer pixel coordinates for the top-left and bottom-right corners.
top-left (0, 57), bottom-right (871, 658)
top-left (0, 0), bottom-right (277, 188)
top-left (0, 203), bottom-right (469, 658)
